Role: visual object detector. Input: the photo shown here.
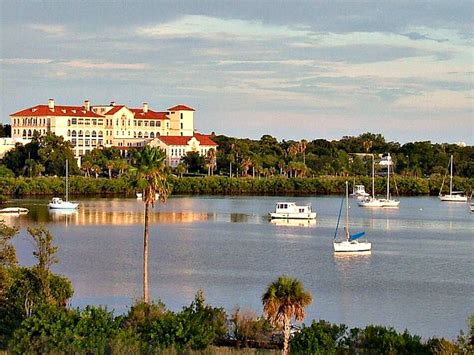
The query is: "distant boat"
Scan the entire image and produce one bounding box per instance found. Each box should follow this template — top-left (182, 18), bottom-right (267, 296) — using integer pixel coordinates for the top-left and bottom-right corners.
top-left (136, 192), bottom-right (143, 199)
top-left (334, 181), bottom-right (371, 253)
top-left (351, 184), bottom-right (370, 200)
top-left (48, 160), bottom-right (79, 210)
top-left (0, 207), bottom-right (29, 215)
top-left (439, 155), bottom-right (467, 202)
top-left (269, 202), bottom-right (316, 220)
top-left (359, 154), bottom-right (400, 208)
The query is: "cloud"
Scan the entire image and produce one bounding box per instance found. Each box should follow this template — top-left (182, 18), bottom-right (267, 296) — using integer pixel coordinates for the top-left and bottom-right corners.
top-left (394, 90), bottom-right (473, 110)
top-left (61, 60), bottom-right (149, 70)
top-left (136, 15), bottom-right (309, 40)
top-left (0, 58), bottom-right (53, 65)
top-left (28, 24), bottom-right (67, 36)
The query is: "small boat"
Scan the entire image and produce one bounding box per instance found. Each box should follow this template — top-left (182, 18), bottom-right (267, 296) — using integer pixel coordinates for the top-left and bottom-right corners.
top-left (48, 160), bottom-right (79, 210)
top-left (269, 202), bottom-right (316, 220)
top-left (136, 192), bottom-right (143, 199)
top-left (358, 153), bottom-right (399, 208)
top-left (351, 184), bottom-right (370, 199)
top-left (334, 181), bottom-right (371, 253)
top-left (0, 207), bottom-right (29, 215)
top-left (439, 155), bottom-right (467, 202)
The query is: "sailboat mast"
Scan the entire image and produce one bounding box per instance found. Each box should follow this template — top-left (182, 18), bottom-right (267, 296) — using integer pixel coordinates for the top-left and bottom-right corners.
top-left (449, 154), bottom-right (453, 195)
top-left (387, 155), bottom-right (390, 200)
top-left (66, 159), bottom-right (69, 202)
top-left (345, 181), bottom-right (349, 239)
top-left (372, 155), bottom-right (375, 198)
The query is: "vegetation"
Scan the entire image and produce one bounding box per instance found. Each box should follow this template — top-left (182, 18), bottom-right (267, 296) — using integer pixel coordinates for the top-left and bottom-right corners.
top-left (131, 146), bottom-right (171, 303)
top-left (262, 276), bottom-right (313, 354)
top-left (0, 131), bottom-right (472, 196)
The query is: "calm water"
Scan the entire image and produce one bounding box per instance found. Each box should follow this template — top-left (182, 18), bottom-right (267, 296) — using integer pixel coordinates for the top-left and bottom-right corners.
top-left (4, 195), bottom-right (473, 339)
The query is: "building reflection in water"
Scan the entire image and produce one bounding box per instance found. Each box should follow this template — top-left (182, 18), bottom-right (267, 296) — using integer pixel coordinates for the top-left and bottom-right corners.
top-left (48, 209), bottom-right (211, 226)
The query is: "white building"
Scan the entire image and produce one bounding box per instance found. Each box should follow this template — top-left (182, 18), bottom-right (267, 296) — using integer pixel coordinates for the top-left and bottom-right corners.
top-left (8, 99), bottom-right (217, 165)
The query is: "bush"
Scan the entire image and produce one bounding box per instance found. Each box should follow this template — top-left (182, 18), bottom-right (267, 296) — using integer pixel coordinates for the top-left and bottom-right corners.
top-left (290, 320), bottom-right (347, 354)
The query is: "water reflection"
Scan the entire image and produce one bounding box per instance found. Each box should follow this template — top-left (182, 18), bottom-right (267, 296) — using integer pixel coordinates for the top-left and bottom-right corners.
top-left (269, 219), bottom-right (317, 228)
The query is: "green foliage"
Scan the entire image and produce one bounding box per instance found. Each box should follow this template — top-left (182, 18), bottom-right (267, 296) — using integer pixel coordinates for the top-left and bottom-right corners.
top-left (9, 305), bottom-right (118, 354)
top-left (0, 165), bottom-right (14, 178)
top-left (182, 151), bottom-right (206, 173)
top-left (290, 320), bottom-right (347, 354)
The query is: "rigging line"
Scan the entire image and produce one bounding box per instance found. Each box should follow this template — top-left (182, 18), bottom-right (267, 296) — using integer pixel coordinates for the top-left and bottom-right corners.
top-left (333, 194), bottom-right (344, 240)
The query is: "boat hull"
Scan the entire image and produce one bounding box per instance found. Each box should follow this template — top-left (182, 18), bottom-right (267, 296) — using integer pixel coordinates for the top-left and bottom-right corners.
top-left (333, 240), bottom-right (372, 252)
top-left (48, 202), bottom-right (79, 209)
top-left (0, 207), bottom-right (29, 215)
top-left (269, 212), bottom-right (317, 220)
top-left (358, 198), bottom-right (400, 208)
top-left (439, 195), bottom-right (468, 202)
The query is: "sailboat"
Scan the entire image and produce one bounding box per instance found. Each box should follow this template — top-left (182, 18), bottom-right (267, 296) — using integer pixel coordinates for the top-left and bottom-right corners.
top-left (439, 155), bottom-right (467, 202)
top-left (334, 181), bottom-right (371, 253)
top-left (48, 159), bottom-right (79, 209)
top-left (332, 181), bottom-right (372, 253)
top-left (358, 154), bottom-right (400, 208)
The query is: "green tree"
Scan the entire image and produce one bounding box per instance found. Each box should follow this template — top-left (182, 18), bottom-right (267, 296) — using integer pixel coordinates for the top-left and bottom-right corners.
top-left (262, 275), bottom-right (313, 355)
top-left (182, 151), bottom-right (205, 173)
top-left (131, 146), bottom-right (171, 303)
top-left (37, 133), bottom-right (78, 176)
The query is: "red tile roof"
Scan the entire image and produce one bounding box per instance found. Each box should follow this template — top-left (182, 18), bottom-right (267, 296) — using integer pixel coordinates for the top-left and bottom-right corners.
top-left (167, 105), bottom-right (195, 111)
top-left (130, 108), bottom-right (169, 120)
top-left (103, 105), bottom-right (125, 115)
top-left (157, 133), bottom-right (217, 146)
top-left (10, 105), bottom-right (103, 118)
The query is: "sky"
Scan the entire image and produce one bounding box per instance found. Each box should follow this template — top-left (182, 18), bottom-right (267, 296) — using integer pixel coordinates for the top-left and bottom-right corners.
top-left (0, 0), bottom-right (473, 144)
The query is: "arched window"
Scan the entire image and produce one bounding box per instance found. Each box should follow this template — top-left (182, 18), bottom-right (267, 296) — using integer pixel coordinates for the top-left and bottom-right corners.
top-left (98, 131), bottom-right (103, 137)
top-left (78, 130), bottom-right (83, 137)
top-left (150, 132), bottom-right (155, 138)
top-left (28, 129), bottom-right (32, 137)
top-left (85, 130), bottom-right (90, 137)
top-left (92, 130), bottom-right (97, 137)
top-left (22, 129), bottom-right (27, 137)
top-left (67, 130), bottom-right (71, 136)
top-left (72, 130), bottom-right (77, 137)
top-left (138, 132), bottom-right (142, 138)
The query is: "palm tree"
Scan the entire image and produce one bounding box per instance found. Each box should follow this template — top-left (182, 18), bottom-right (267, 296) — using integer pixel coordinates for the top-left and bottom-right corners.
top-left (205, 148), bottom-right (217, 176)
top-left (262, 275), bottom-right (312, 355)
top-left (131, 146), bottom-right (171, 303)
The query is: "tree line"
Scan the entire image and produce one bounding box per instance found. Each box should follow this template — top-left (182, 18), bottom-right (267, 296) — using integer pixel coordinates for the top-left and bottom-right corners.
top-left (1, 130), bottom-right (472, 180)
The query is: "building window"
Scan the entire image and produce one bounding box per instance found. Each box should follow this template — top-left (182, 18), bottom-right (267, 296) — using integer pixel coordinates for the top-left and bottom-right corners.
top-left (150, 121), bottom-right (155, 127)
top-left (180, 123), bottom-right (183, 129)
top-left (78, 130), bottom-right (83, 137)
top-left (92, 119), bottom-right (97, 125)
top-left (98, 131), bottom-right (103, 137)
top-left (92, 131), bottom-right (97, 137)
top-left (85, 130), bottom-right (90, 137)
top-left (72, 130), bottom-right (77, 137)
top-left (150, 132), bottom-right (155, 138)
top-left (67, 130), bottom-right (71, 136)
top-left (180, 113), bottom-right (183, 119)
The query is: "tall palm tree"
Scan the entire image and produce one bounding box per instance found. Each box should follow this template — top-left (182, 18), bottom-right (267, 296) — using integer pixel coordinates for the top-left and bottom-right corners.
top-left (131, 146), bottom-right (171, 303)
top-left (262, 275), bottom-right (312, 355)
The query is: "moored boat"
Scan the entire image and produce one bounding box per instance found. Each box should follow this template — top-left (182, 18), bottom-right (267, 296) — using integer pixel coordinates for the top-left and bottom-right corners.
top-left (269, 202), bottom-right (316, 220)
top-left (48, 160), bottom-right (79, 210)
top-left (439, 155), bottom-right (467, 202)
top-left (334, 182), bottom-right (371, 253)
top-left (351, 184), bottom-right (370, 199)
top-left (0, 207), bottom-right (29, 215)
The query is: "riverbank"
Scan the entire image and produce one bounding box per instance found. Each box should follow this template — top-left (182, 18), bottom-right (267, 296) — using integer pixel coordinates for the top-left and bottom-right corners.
top-left (0, 175), bottom-right (472, 197)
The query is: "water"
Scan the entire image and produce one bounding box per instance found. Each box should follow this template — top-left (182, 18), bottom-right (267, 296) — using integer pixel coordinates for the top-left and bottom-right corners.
top-left (4, 195), bottom-right (473, 340)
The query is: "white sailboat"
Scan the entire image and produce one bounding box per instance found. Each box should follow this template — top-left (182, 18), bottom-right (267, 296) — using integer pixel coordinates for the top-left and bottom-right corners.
top-left (358, 154), bottom-right (400, 208)
top-left (439, 155), bottom-right (467, 202)
top-left (48, 160), bottom-right (79, 209)
top-left (334, 181), bottom-right (371, 253)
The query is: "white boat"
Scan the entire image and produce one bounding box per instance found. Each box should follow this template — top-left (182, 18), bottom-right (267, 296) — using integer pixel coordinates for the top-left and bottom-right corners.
top-left (136, 192), bottom-right (143, 199)
top-left (439, 155), bottom-right (467, 202)
top-left (334, 181), bottom-right (371, 253)
top-left (48, 160), bottom-right (79, 210)
top-left (0, 207), bottom-right (29, 215)
top-left (269, 202), bottom-right (316, 220)
top-left (358, 154), bottom-right (400, 208)
top-left (469, 204), bottom-right (474, 213)
top-left (351, 184), bottom-right (370, 199)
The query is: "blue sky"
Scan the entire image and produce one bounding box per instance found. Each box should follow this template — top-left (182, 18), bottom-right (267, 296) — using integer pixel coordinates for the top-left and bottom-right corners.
top-left (1, 0), bottom-right (472, 144)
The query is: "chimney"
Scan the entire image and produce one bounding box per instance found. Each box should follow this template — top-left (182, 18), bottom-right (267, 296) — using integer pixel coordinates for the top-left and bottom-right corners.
top-left (48, 98), bottom-right (55, 109)
top-left (110, 101), bottom-right (116, 106)
top-left (143, 102), bottom-right (148, 113)
top-left (84, 100), bottom-right (90, 111)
